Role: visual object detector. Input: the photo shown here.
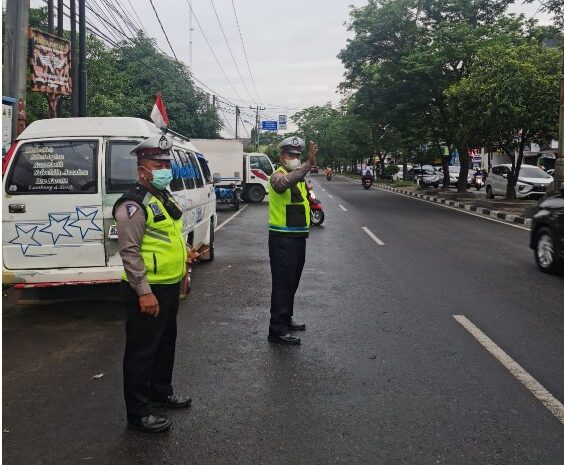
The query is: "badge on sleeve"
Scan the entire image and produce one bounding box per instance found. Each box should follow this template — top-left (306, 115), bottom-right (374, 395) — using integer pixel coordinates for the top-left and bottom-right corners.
top-left (125, 203), bottom-right (138, 218)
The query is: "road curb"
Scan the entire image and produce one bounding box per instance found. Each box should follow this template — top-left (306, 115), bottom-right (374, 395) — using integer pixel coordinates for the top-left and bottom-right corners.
top-left (375, 184), bottom-right (532, 227)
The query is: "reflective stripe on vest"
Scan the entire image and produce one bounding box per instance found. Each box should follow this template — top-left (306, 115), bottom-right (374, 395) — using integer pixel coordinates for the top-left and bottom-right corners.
top-left (268, 166), bottom-right (310, 233)
top-left (121, 195), bottom-right (187, 284)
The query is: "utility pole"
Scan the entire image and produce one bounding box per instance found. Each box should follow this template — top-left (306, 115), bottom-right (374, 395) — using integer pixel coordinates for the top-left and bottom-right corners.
top-left (78, 0), bottom-right (87, 116)
top-left (70, 0), bottom-right (79, 116)
top-left (57, 0), bottom-right (64, 35)
top-left (188, 0), bottom-right (193, 70)
top-left (48, 0), bottom-right (54, 34)
top-left (250, 105), bottom-right (265, 151)
top-left (235, 106), bottom-right (240, 139)
top-left (3, 0), bottom-right (30, 138)
top-left (55, 0), bottom-right (64, 118)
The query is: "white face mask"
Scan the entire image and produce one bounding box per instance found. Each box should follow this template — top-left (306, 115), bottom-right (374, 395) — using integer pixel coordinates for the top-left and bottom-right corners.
top-left (284, 158), bottom-right (301, 171)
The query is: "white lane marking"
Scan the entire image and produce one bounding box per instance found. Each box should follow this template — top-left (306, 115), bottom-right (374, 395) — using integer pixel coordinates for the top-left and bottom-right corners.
top-left (362, 226), bottom-right (385, 246)
top-left (328, 194), bottom-right (334, 199)
top-left (454, 315), bottom-right (564, 425)
top-left (382, 189), bottom-right (530, 231)
top-left (216, 204), bottom-right (249, 232)
top-left (322, 188), bottom-right (326, 192)
top-left (338, 204), bottom-right (348, 212)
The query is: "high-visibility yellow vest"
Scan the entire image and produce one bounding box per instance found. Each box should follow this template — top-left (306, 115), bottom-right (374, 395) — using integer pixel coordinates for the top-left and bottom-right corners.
top-left (268, 166), bottom-right (310, 235)
top-left (117, 192), bottom-right (187, 284)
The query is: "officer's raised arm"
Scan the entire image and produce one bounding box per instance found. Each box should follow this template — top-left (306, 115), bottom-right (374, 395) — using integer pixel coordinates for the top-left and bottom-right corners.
top-left (270, 137), bottom-right (317, 194)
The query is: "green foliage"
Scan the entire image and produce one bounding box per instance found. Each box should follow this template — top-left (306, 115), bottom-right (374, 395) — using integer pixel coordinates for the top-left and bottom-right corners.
top-left (385, 164), bottom-right (400, 177)
top-left (337, 0), bottom-right (562, 192)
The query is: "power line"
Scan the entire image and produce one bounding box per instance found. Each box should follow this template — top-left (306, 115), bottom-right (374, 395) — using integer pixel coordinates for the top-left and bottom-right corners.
top-left (183, 0), bottom-right (243, 100)
top-left (148, 0), bottom-right (179, 61)
top-left (208, 0), bottom-right (256, 103)
top-left (231, 0), bottom-right (262, 104)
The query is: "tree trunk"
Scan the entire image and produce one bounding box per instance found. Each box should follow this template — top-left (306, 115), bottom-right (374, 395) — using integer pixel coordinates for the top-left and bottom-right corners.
top-left (457, 148), bottom-right (470, 193)
top-left (506, 133), bottom-right (527, 200)
top-left (441, 157), bottom-right (451, 191)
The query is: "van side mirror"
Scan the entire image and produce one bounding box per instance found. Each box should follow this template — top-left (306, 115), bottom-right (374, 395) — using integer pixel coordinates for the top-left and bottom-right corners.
top-left (212, 173), bottom-right (221, 184)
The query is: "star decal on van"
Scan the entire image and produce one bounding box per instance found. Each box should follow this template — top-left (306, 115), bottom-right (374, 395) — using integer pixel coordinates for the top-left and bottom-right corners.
top-left (9, 224), bottom-right (42, 255)
top-left (68, 207), bottom-right (103, 239)
top-left (39, 214), bottom-right (73, 245)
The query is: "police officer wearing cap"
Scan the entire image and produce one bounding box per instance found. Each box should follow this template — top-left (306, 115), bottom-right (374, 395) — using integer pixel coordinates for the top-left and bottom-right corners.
top-left (267, 136), bottom-right (317, 344)
top-left (113, 134), bottom-right (196, 433)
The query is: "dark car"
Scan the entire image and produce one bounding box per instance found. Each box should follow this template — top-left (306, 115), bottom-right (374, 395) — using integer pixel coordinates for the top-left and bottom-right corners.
top-left (310, 165), bottom-right (319, 174)
top-left (530, 188), bottom-right (564, 274)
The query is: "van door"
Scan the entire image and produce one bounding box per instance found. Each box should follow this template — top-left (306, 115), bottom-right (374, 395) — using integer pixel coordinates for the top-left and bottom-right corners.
top-left (195, 154), bottom-right (216, 226)
top-left (2, 138), bottom-right (104, 270)
top-left (186, 151), bottom-right (209, 247)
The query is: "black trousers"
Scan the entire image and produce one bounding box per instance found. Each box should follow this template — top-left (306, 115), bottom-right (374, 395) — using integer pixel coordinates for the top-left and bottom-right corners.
top-left (269, 235), bottom-right (306, 336)
top-left (121, 281), bottom-right (180, 418)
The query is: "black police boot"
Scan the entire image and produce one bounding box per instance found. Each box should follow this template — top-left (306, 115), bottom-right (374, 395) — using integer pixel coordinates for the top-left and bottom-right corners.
top-left (151, 394), bottom-right (192, 409)
top-left (127, 414), bottom-right (171, 433)
top-left (289, 319), bottom-right (306, 331)
top-left (268, 333), bottom-right (301, 344)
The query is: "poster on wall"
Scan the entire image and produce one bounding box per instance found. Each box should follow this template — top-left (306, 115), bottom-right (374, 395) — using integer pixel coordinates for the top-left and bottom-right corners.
top-left (28, 28), bottom-right (72, 98)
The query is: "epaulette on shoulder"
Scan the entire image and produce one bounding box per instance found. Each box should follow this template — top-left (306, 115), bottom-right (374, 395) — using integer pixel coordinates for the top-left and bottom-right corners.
top-left (112, 184), bottom-right (152, 220)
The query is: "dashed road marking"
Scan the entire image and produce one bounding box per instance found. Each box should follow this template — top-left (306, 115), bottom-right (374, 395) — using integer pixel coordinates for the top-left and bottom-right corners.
top-left (454, 315), bottom-right (564, 425)
top-left (328, 194), bottom-right (334, 199)
top-left (322, 188), bottom-right (326, 192)
top-left (362, 226), bottom-right (385, 246)
top-left (338, 205), bottom-right (348, 212)
top-left (216, 205), bottom-right (249, 232)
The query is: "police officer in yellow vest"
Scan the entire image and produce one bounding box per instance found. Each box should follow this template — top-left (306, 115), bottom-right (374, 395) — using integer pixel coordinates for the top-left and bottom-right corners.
top-left (113, 134), bottom-right (197, 433)
top-left (268, 136), bottom-right (317, 345)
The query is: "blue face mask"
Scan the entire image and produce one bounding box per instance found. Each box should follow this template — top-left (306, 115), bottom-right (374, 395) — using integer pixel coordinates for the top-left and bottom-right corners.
top-left (149, 168), bottom-right (173, 190)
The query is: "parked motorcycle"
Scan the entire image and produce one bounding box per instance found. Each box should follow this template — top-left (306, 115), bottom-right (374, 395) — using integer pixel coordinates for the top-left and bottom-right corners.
top-left (308, 188), bottom-right (325, 226)
top-left (361, 175), bottom-right (373, 190)
top-left (214, 184), bottom-right (241, 210)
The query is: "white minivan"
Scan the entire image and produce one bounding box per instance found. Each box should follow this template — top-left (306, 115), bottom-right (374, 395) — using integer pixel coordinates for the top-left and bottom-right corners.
top-left (2, 117), bottom-right (216, 288)
top-left (486, 164), bottom-right (554, 200)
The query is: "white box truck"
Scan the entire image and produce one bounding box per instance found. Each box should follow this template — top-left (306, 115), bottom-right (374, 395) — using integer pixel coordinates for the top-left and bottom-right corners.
top-left (191, 139), bottom-right (274, 203)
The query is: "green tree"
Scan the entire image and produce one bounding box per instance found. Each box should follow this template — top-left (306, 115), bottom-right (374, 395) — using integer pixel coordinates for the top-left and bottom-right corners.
top-left (447, 42), bottom-right (560, 199)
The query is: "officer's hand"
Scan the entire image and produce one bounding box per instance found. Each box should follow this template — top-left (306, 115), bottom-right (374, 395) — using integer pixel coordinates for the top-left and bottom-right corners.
top-left (139, 293), bottom-right (160, 317)
top-left (187, 247), bottom-right (200, 264)
top-left (308, 142), bottom-right (318, 165)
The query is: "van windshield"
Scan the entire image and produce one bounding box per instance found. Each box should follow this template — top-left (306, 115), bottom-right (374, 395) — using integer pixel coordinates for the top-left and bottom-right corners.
top-left (5, 140), bottom-right (98, 195)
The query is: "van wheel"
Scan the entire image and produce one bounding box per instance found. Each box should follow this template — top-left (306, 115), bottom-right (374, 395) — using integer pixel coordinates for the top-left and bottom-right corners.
top-left (246, 185), bottom-right (265, 203)
top-left (486, 185), bottom-right (494, 199)
top-left (203, 221), bottom-right (215, 262)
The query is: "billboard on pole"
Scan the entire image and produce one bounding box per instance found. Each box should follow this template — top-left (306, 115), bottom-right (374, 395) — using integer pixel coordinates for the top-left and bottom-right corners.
top-left (28, 28), bottom-right (72, 96)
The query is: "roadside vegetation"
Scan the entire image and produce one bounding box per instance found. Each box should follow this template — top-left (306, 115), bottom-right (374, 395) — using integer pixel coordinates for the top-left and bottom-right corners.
top-left (291, 0), bottom-right (562, 198)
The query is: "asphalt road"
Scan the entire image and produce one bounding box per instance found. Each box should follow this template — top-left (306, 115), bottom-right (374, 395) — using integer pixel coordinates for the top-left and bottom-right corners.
top-left (3, 178), bottom-right (563, 465)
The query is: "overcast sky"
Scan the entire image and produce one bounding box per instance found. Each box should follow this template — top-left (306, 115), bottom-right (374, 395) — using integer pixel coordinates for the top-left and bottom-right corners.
top-left (24, 0), bottom-right (555, 136)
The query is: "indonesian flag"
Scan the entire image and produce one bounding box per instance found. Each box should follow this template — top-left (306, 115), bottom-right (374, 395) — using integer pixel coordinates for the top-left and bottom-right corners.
top-left (151, 93), bottom-right (169, 128)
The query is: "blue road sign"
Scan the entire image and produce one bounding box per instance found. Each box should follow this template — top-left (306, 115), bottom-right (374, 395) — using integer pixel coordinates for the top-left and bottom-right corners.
top-left (261, 120), bottom-right (278, 131)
